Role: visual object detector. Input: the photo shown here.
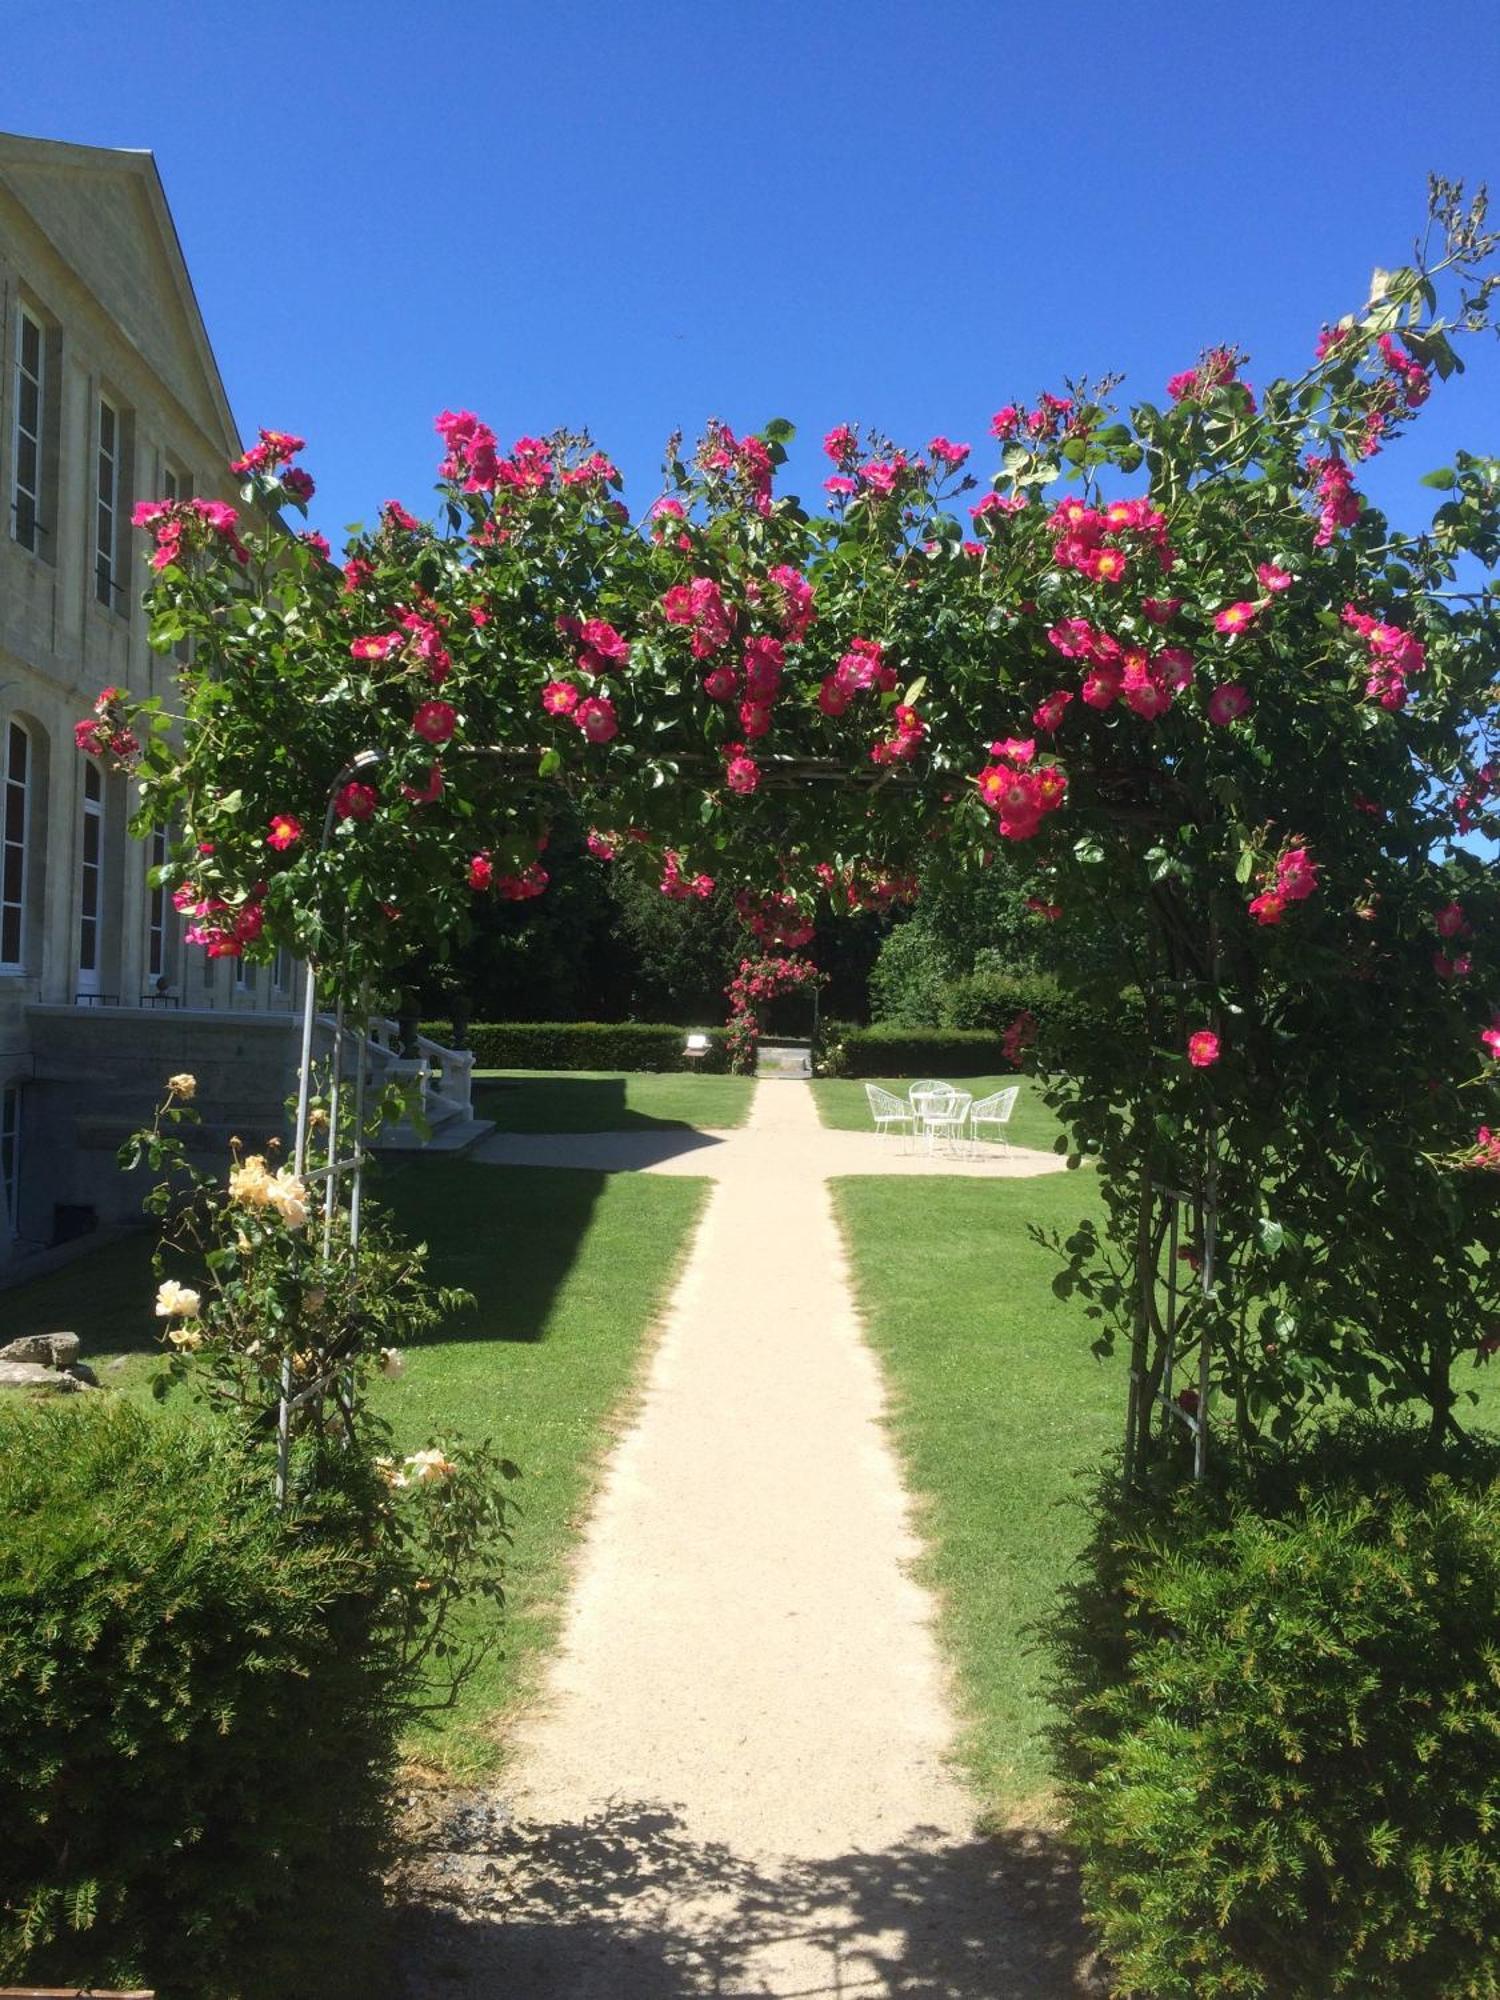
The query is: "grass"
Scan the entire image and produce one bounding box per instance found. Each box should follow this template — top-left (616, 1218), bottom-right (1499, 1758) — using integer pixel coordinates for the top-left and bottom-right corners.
top-left (812, 1072), bottom-right (1064, 1155)
top-left (475, 1067), bottom-right (755, 1132)
top-left (831, 1167), bottom-right (1119, 1822)
top-left (374, 1158), bottom-right (707, 1775)
top-left (832, 1165), bottom-right (1500, 1824)
top-left (1, 1150), bottom-right (709, 1780)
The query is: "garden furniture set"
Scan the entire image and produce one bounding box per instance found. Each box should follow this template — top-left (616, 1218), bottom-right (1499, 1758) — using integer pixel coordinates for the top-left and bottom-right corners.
top-left (864, 1081), bottom-right (1019, 1157)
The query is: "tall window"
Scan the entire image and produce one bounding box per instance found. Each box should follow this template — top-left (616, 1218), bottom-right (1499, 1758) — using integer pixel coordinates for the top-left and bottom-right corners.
top-left (78, 762), bottom-right (103, 996)
top-left (1, 1083), bottom-right (18, 1232)
top-left (12, 307), bottom-right (44, 553)
top-left (1, 723), bottom-right (29, 969)
top-left (95, 396), bottom-right (120, 608)
top-left (146, 823), bottom-right (168, 984)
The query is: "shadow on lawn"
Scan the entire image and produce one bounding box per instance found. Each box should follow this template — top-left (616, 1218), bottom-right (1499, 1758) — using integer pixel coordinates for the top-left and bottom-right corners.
top-left (397, 1796), bottom-right (1106, 1998)
top-left (384, 1156), bottom-right (618, 1348)
top-left (474, 1073), bottom-right (716, 1136)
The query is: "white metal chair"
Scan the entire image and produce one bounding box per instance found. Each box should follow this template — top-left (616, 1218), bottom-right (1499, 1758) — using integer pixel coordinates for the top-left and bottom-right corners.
top-left (970, 1084), bottom-right (1020, 1155)
top-left (926, 1090), bottom-right (973, 1157)
top-left (864, 1082), bottom-right (913, 1148)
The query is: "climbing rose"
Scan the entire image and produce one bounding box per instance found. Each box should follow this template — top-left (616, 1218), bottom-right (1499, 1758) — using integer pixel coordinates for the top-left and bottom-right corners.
top-left (1214, 601), bottom-right (1258, 636)
top-left (400, 763), bottom-right (444, 805)
top-left (412, 700), bottom-right (457, 745)
top-left (927, 435), bottom-right (971, 468)
top-left (467, 852), bottom-right (494, 891)
top-left (334, 782), bottom-right (377, 822)
top-left (1033, 690), bottom-right (1074, 733)
top-left (1207, 683), bottom-right (1252, 725)
top-left (1482, 1028), bottom-right (1500, 1060)
top-left (350, 633), bottom-right (400, 661)
top-left (1256, 562), bottom-right (1294, 592)
top-left (542, 680), bottom-right (579, 716)
top-left (724, 745), bottom-right (760, 795)
top-left (574, 695), bottom-right (618, 744)
top-left (1276, 848), bottom-right (1319, 902)
top-left (575, 618), bottom-right (630, 674)
top-left (1249, 889), bottom-right (1285, 925)
top-left (1188, 1030), bottom-right (1221, 1068)
top-left (267, 813), bottom-right (302, 851)
top-left (1435, 901), bottom-right (1469, 939)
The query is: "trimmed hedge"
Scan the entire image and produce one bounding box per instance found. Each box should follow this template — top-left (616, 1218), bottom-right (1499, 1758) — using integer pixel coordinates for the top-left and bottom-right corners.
top-left (0, 1400), bottom-right (396, 2000)
top-left (835, 1026), bottom-right (1013, 1077)
top-left (1046, 1419), bottom-right (1500, 1999)
top-left (423, 1019), bottom-right (733, 1072)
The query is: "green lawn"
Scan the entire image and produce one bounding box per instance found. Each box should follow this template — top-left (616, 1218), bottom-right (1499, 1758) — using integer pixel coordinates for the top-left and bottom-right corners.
top-left (833, 1167), bottom-right (1122, 1824)
top-left (813, 1072), bottom-right (1064, 1155)
top-left (1, 1151), bottom-right (708, 1780)
top-left (833, 1166), bottom-right (1500, 1825)
top-left (475, 1067), bottom-right (755, 1132)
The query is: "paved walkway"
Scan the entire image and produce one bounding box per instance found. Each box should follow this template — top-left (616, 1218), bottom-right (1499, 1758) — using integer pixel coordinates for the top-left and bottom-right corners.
top-left (402, 1084), bottom-right (1096, 1998)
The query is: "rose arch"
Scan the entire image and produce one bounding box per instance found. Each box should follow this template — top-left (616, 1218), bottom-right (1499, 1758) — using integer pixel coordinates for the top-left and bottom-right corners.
top-left (94, 182), bottom-right (1500, 1492)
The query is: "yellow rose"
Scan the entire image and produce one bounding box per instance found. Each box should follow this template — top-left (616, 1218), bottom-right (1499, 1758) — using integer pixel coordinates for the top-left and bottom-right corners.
top-left (155, 1278), bottom-right (202, 1318)
top-left (266, 1167), bottom-right (309, 1230)
top-left (166, 1072), bottom-right (197, 1100)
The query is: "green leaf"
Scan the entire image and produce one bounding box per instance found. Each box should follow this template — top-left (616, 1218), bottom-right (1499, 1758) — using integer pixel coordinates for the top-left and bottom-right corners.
top-left (1421, 468), bottom-right (1457, 490)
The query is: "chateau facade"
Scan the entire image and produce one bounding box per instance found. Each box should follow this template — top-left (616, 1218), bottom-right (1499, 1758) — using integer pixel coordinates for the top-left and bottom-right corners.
top-left (0, 132), bottom-right (303, 1273)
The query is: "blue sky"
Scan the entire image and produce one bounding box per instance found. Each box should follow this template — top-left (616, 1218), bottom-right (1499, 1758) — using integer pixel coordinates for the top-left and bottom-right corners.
top-left (5, 2), bottom-right (1497, 542)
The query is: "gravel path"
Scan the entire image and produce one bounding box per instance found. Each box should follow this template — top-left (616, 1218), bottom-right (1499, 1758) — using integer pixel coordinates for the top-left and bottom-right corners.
top-left (401, 1084), bottom-right (1100, 1998)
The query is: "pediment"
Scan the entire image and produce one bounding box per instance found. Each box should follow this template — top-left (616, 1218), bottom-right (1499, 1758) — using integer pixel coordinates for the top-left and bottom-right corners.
top-left (0, 133), bottom-right (240, 457)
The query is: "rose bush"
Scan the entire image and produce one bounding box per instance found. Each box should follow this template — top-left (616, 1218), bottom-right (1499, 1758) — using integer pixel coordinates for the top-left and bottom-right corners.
top-left (87, 179), bottom-right (1500, 1464)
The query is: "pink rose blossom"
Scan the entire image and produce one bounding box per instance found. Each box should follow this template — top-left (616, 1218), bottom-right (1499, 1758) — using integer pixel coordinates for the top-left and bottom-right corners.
top-left (412, 700), bottom-right (457, 746)
top-left (1214, 601), bottom-right (1258, 636)
top-left (334, 782), bottom-right (378, 823)
top-left (1207, 683), bottom-right (1252, 726)
top-left (1188, 1030), bottom-right (1220, 1068)
top-left (574, 695), bottom-right (618, 744)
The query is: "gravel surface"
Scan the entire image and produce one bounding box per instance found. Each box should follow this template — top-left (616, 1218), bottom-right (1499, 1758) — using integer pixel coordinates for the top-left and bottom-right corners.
top-left (400, 1083), bottom-right (1103, 1998)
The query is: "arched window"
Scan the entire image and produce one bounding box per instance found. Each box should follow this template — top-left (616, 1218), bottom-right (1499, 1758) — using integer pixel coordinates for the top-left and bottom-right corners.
top-left (1, 721), bottom-right (30, 970)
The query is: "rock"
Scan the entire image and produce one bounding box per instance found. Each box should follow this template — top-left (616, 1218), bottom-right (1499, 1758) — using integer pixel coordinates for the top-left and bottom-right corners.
top-left (0, 1331), bottom-right (81, 1369)
top-left (0, 1358), bottom-right (72, 1392)
top-left (64, 1362), bottom-right (100, 1388)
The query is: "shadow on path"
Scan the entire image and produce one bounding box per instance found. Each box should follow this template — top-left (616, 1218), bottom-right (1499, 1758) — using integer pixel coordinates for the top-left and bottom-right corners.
top-left (397, 1796), bottom-right (1107, 1999)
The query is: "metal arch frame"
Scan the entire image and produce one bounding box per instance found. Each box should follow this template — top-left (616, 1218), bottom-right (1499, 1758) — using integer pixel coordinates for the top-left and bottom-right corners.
top-left (1123, 1129), bottom-right (1220, 1484)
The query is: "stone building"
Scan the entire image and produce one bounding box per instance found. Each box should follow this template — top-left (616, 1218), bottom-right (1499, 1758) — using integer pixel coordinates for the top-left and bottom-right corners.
top-left (0, 131), bottom-right (305, 1273)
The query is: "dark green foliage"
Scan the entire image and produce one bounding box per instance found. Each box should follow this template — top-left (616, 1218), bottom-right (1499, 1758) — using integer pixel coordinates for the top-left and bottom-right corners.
top-left (837, 1026), bottom-right (1015, 1076)
top-left (424, 1018), bottom-right (732, 1071)
top-left (0, 1400), bottom-right (396, 2000)
top-left (940, 967), bottom-right (1145, 1052)
top-left (1046, 1420), bottom-right (1500, 1998)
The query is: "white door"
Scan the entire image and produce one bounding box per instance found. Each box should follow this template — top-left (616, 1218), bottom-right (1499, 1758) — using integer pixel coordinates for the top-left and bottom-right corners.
top-left (77, 762), bottom-right (103, 998)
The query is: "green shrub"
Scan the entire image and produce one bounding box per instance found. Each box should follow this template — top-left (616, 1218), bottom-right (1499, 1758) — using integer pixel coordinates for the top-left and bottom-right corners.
top-left (867, 922), bottom-right (957, 1027)
top-left (1046, 1420), bottom-right (1500, 1999)
top-left (940, 966), bottom-right (1145, 1054)
top-left (423, 1018), bottom-right (732, 1072)
top-left (0, 1400), bottom-right (397, 2000)
top-left (838, 1025), bottom-right (1014, 1076)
